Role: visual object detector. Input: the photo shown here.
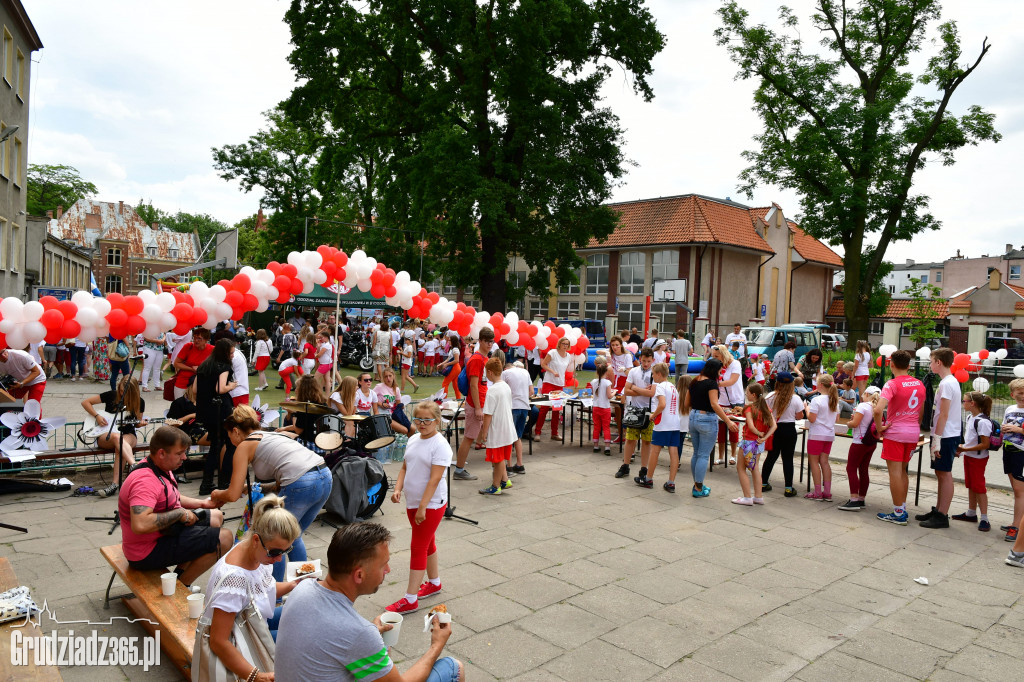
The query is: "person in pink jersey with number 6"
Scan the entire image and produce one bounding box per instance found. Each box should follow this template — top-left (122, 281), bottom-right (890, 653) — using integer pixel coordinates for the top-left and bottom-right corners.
top-left (873, 350), bottom-right (925, 525)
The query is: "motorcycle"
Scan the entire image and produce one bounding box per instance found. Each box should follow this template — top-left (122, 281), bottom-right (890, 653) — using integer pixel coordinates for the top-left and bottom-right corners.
top-left (338, 330), bottom-right (375, 371)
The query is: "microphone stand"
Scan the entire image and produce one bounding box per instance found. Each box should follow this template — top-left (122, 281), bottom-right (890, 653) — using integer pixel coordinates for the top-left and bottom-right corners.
top-left (442, 397), bottom-right (477, 525)
top-left (85, 353), bottom-right (145, 534)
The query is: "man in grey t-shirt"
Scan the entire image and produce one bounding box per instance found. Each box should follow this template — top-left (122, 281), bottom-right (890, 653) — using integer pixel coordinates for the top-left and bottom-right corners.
top-left (276, 523), bottom-right (462, 682)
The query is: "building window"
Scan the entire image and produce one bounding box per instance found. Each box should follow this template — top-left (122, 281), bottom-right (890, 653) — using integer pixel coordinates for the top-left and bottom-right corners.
top-left (869, 321), bottom-right (883, 335)
top-left (442, 283), bottom-right (457, 296)
top-left (558, 268), bottom-right (581, 295)
top-left (649, 302), bottom-right (677, 331)
top-left (2, 29), bottom-right (11, 85)
top-left (618, 302), bottom-right (645, 330)
top-left (0, 123), bottom-right (6, 178)
top-left (585, 254), bottom-right (609, 294)
top-left (147, 247), bottom-right (157, 257)
top-left (424, 280), bottom-right (441, 293)
top-left (585, 301), bottom-right (607, 320)
top-left (105, 275), bottom-right (122, 294)
top-left (11, 137), bottom-right (20, 185)
top-left (888, 285), bottom-right (895, 294)
top-left (920, 274), bottom-right (928, 284)
top-left (9, 224), bottom-right (20, 271)
top-left (935, 272), bottom-right (942, 283)
top-left (45, 252), bottom-right (52, 284)
top-left (529, 299), bottom-right (546, 320)
top-left (15, 49), bottom-right (23, 99)
top-left (652, 250), bottom-right (679, 286)
top-left (556, 300), bottom-right (580, 318)
top-left (168, 248), bottom-right (179, 259)
top-left (107, 248), bottom-right (122, 266)
top-left (0, 219), bottom-right (7, 270)
top-left (832, 319), bottom-right (847, 333)
top-left (508, 270), bottom-right (529, 291)
top-left (1011, 265), bottom-right (1021, 281)
top-left (137, 268), bottom-right (150, 286)
top-left (619, 251), bottom-right (646, 295)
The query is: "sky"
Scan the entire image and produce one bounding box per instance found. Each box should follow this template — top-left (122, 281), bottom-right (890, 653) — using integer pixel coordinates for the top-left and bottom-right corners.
top-left (24, 0), bottom-right (1024, 266)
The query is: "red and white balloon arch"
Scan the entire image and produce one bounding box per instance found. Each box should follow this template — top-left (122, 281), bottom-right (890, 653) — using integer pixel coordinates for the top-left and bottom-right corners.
top-left (0, 246), bottom-right (591, 356)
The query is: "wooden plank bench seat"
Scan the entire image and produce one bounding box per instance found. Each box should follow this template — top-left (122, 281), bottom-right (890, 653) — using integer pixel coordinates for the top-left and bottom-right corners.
top-left (100, 545), bottom-right (194, 680)
top-left (0, 557), bottom-right (64, 680)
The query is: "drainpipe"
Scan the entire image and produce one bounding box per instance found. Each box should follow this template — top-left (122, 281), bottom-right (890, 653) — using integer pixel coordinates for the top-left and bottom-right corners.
top-left (754, 252), bottom-right (774, 320)
top-left (787, 261), bottom-right (808, 323)
top-left (694, 244), bottom-right (709, 318)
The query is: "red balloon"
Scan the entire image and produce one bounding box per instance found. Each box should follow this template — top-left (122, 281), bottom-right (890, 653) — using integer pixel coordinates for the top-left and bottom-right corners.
top-left (224, 290), bottom-right (244, 308)
top-left (289, 279), bottom-right (303, 295)
top-left (216, 279), bottom-right (232, 290)
top-left (385, 285), bottom-right (397, 297)
top-left (522, 335), bottom-right (536, 351)
top-left (500, 323), bottom-right (510, 336)
top-left (335, 267), bottom-right (347, 282)
top-left (232, 274), bottom-right (251, 292)
top-left (174, 320), bottom-right (192, 335)
top-left (276, 291), bottom-right (291, 304)
top-left (39, 296), bottom-right (59, 310)
top-left (108, 325), bottom-right (128, 341)
top-left (267, 261), bottom-right (283, 275)
top-left (274, 275), bottom-right (292, 294)
top-left (332, 252), bottom-right (348, 268)
top-left (126, 315), bottom-right (146, 336)
top-left (230, 307), bottom-right (243, 320)
top-left (57, 300), bottom-right (78, 319)
top-left (370, 284), bottom-right (385, 299)
top-left (282, 264), bottom-right (298, 278)
top-left (317, 245), bottom-right (331, 257)
top-left (40, 309), bottom-right (64, 330)
top-left (190, 308), bottom-right (208, 327)
top-left (578, 336), bottom-right (590, 351)
top-left (427, 292), bottom-right (439, 304)
top-left (370, 269), bottom-right (383, 284)
top-left (0, 332), bottom-right (6, 349)
top-left (61, 319), bottom-right (81, 338)
top-left (123, 296), bottom-right (144, 316)
top-left (242, 294), bottom-right (259, 311)
top-left (172, 303), bottom-right (194, 321)
top-left (106, 309), bottom-right (128, 328)
top-left (45, 329), bottom-right (63, 344)
top-left (107, 293), bottom-right (125, 310)
top-left (978, 349), bottom-right (990, 360)
top-left (954, 369), bottom-right (970, 383)
top-left (876, 356), bottom-right (883, 367)
top-left (376, 262), bottom-right (386, 271)
top-left (321, 261), bottom-right (338, 278)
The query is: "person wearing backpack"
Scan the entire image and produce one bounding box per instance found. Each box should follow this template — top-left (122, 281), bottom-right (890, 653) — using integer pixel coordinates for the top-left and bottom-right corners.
top-left (838, 386), bottom-right (881, 511)
top-left (917, 348), bottom-right (962, 529)
top-left (952, 391), bottom-right (995, 532)
top-left (452, 327), bottom-right (494, 481)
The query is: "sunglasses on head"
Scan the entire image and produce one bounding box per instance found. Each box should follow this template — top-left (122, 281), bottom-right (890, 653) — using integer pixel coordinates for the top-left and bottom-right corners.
top-left (256, 534), bottom-right (292, 558)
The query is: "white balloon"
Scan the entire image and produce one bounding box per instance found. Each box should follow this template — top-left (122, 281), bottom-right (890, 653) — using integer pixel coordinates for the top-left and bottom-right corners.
top-left (970, 352), bottom-right (980, 363)
top-left (1014, 364), bottom-right (1024, 378)
top-left (138, 289), bottom-right (156, 303)
top-left (71, 291), bottom-right (93, 307)
top-left (79, 329), bottom-right (98, 343)
top-left (0, 320), bottom-right (13, 334)
top-left (266, 286), bottom-right (279, 301)
top-left (240, 266), bottom-right (258, 278)
top-left (155, 292), bottom-right (176, 312)
top-left (287, 251), bottom-right (302, 266)
top-left (0, 297), bottom-right (23, 318)
top-left (505, 330), bottom-right (519, 345)
top-left (22, 301), bottom-right (44, 322)
top-left (5, 328), bottom-right (25, 350)
top-left (76, 308), bottom-right (98, 327)
top-left (983, 357), bottom-right (996, 367)
top-left (209, 285), bottom-right (227, 303)
top-left (141, 305), bottom-right (162, 323)
top-left (312, 270), bottom-right (327, 285)
top-left (215, 302), bottom-right (233, 322)
top-left (256, 300), bottom-right (270, 313)
top-left (972, 377), bottom-right (991, 393)
top-left (995, 348), bottom-right (1008, 360)
top-left (536, 335), bottom-right (549, 351)
top-left (305, 251), bottom-right (323, 268)
top-left (92, 298), bottom-right (112, 317)
top-left (916, 347), bottom-right (931, 359)
top-left (357, 279), bottom-right (372, 293)
top-left (161, 312), bottom-right (177, 330)
top-left (257, 269), bottom-right (275, 285)
top-left (144, 323), bottom-right (161, 338)
top-left (189, 281), bottom-right (209, 298)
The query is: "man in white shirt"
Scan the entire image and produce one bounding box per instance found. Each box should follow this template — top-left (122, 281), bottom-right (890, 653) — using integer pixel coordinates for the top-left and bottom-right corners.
top-left (724, 324), bottom-right (747, 358)
top-left (920, 348), bottom-right (962, 529)
top-left (229, 346), bottom-right (250, 406)
top-left (0, 348), bottom-right (46, 404)
top-left (502, 360), bottom-right (533, 473)
top-left (641, 329), bottom-right (660, 349)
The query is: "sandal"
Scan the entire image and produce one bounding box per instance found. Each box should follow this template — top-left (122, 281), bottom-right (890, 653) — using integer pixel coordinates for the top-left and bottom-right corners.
top-left (691, 485), bottom-right (711, 498)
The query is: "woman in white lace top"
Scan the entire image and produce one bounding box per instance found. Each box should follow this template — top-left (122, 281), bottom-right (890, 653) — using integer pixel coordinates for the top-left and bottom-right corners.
top-left (202, 495), bottom-right (301, 682)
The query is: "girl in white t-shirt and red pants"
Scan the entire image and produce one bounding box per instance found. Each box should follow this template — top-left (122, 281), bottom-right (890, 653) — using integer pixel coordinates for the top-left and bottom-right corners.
top-left (839, 386), bottom-right (881, 511)
top-left (590, 363), bottom-right (615, 455)
top-left (805, 374), bottom-right (841, 501)
top-left (953, 391), bottom-right (994, 532)
top-left (387, 400), bottom-right (453, 614)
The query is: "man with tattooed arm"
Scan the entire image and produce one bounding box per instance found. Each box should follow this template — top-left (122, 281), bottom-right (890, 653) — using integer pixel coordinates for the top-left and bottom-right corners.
top-left (117, 426), bottom-right (233, 586)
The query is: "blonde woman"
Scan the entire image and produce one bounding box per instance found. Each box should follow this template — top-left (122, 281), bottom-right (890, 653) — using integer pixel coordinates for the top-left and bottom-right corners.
top-left (202, 495), bottom-right (302, 679)
top-left (213, 406), bottom-right (332, 582)
top-left (83, 375), bottom-right (146, 498)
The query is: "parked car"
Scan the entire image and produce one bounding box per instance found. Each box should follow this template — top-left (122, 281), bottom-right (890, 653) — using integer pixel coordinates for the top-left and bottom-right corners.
top-left (821, 333), bottom-right (847, 350)
top-left (742, 324), bottom-right (827, 361)
top-left (986, 336), bottom-right (1024, 360)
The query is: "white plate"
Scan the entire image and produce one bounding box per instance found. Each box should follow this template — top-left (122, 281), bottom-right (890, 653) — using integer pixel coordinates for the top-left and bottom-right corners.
top-left (285, 559), bottom-right (322, 581)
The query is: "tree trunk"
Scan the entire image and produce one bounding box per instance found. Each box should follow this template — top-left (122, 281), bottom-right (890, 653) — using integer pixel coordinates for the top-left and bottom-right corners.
top-left (478, 221), bottom-right (507, 314)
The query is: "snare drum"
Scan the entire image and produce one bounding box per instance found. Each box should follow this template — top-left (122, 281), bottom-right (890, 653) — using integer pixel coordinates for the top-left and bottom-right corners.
top-left (355, 414), bottom-right (395, 452)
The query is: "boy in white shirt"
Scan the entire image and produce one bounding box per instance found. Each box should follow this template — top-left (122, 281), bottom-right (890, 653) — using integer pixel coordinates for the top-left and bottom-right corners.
top-left (636, 363), bottom-right (681, 492)
top-left (423, 335), bottom-right (439, 377)
top-left (919, 347), bottom-right (962, 529)
top-left (478, 357), bottom-right (516, 496)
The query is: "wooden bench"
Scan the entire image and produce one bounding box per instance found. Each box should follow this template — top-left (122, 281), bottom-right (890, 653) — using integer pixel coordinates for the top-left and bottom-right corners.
top-left (0, 557), bottom-right (64, 680)
top-left (100, 545), bottom-right (194, 680)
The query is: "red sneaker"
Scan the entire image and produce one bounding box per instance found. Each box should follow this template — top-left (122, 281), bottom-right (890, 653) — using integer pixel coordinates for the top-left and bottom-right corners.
top-left (385, 597), bottom-right (419, 614)
top-left (417, 581), bottom-right (443, 599)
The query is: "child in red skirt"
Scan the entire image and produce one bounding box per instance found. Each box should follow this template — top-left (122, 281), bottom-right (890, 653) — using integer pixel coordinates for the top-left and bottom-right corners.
top-left (253, 329), bottom-right (272, 391)
top-left (478, 357), bottom-right (516, 495)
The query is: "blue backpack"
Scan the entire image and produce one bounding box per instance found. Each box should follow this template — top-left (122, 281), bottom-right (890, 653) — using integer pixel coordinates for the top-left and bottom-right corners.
top-left (457, 360), bottom-right (471, 396)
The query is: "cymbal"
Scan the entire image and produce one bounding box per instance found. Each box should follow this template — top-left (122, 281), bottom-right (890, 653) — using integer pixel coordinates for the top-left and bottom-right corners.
top-left (278, 401), bottom-right (334, 415)
top-left (339, 414), bottom-right (367, 421)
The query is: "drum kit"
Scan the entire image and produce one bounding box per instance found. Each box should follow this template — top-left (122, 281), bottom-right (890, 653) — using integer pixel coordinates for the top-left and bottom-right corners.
top-left (279, 401), bottom-right (395, 457)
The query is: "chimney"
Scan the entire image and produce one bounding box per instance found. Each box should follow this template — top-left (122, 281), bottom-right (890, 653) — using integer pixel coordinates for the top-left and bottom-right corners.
top-left (118, 201), bottom-right (124, 214)
top-left (56, 205), bottom-right (63, 219)
top-left (905, 259), bottom-right (915, 266)
top-left (989, 268), bottom-right (1001, 290)
top-left (45, 210), bottom-right (52, 218)
top-left (1007, 243), bottom-right (1014, 254)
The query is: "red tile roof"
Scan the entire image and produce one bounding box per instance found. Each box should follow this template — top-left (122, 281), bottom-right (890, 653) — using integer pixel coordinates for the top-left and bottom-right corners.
top-left (1006, 282), bottom-right (1024, 298)
top-left (787, 221), bottom-right (844, 268)
top-left (826, 298), bottom-right (949, 320)
top-left (588, 194), bottom-right (774, 253)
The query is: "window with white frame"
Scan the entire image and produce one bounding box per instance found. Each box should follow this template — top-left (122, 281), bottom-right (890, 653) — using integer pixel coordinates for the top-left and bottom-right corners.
top-left (649, 302), bottom-right (677, 331)
top-left (10, 224), bottom-right (20, 271)
top-left (0, 219), bottom-right (7, 270)
top-left (442, 282), bottom-right (457, 296)
top-left (920, 274), bottom-right (928, 284)
top-left (105, 275), bottom-right (122, 294)
top-left (107, 248), bottom-right (122, 266)
top-left (584, 301), bottom-right (607, 320)
top-left (1011, 265), bottom-right (1021, 280)
top-left (618, 302), bottom-right (645, 330)
top-left (585, 254), bottom-right (608, 294)
top-left (935, 271), bottom-right (942, 283)
top-left (137, 268), bottom-right (150, 286)
top-left (558, 268), bottom-right (581, 295)
top-left (557, 300), bottom-right (580, 318)
top-left (869, 321), bottom-right (883, 335)
top-left (12, 137), bottom-right (21, 185)
top-left (15, 49), bottom-right (23, 99)
top-left (2, 29), bottom-right (11, 85)
top-left (651, 250), bottom-right (678, 287)
top-left (618, 251), bottom-right (646, 295)
top-left (529, 299), bottom-right (546, 320)
top-left (832, 320), bottom-right (848, 333)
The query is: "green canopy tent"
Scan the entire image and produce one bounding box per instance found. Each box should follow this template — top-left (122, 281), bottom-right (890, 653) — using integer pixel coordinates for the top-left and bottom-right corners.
top-left (291, 283), bottom-right (398, 309)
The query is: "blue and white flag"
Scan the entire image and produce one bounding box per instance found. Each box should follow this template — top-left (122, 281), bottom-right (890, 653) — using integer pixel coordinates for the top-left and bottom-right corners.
top-left (90, 272), bottom-right (102, 297)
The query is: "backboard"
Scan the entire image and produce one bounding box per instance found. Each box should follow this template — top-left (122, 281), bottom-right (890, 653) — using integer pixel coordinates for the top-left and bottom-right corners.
top-left (653, 278), bottom-right (686, 303)
top-left (215, 229), bottom-right (238, 269)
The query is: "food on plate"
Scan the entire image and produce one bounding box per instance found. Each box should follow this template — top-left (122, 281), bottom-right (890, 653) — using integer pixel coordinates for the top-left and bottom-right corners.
top-left (428, 604), bottom-right (448, 616)
top-left (296, 562), bottom-right (317, 577)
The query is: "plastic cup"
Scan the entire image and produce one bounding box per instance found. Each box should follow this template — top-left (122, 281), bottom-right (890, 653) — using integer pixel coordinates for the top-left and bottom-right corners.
top-left (379, 612), bottom-right (403, 647)
top-left (161, 572), bottom-right (177, 596)
top-left (187, 593), bottom-right (204, 619)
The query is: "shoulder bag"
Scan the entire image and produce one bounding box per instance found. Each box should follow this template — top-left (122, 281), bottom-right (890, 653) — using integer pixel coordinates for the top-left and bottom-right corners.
top-left (191, 557), bottom-right (275, 682)
top-left (621, 370), bottom-right (653, 430)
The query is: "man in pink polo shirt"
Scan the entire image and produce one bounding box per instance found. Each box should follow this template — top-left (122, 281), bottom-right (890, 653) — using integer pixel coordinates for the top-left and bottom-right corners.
top-left (873, 350), bottom-right (925, 525)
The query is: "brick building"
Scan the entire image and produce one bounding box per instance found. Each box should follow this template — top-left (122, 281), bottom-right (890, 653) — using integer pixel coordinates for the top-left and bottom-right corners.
top-left (46, 199), bottom-right (199, 295)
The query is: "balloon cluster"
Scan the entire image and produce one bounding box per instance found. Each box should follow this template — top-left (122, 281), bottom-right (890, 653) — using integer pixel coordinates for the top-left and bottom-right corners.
top-left (0, 245), bottom-right (591, 354)
top-left (914, 345), bottom-right (1021, 382)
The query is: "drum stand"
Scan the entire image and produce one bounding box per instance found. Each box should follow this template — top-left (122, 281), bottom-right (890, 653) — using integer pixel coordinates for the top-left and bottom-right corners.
top-left (442, 398), bottom-right (478, 526)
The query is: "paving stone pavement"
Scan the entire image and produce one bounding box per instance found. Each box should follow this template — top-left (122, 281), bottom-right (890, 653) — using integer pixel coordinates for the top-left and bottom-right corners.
top-left (2, 385), bottom-right (1023, 679)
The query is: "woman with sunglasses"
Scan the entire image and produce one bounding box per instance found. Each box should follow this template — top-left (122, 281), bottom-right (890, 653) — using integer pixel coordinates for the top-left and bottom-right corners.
top-left (386, 400), bottom-right (452, 614)
top-left (212, 405), bottom-right (332, 582)
top-left (202, 494), bottom-right (301, 680)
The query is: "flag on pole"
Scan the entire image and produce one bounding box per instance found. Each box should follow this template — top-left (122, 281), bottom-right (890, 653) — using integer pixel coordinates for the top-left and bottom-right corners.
top-left (90, 272), bottom-right (102, 297)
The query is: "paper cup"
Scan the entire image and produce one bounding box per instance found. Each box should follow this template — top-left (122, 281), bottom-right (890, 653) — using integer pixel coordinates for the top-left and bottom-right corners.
top-left (380, 612), bottom-right (403, 647)
top-left (160, 572), bottom-right (177, 597)
top-left (187, 593), bottom-right (204, 619)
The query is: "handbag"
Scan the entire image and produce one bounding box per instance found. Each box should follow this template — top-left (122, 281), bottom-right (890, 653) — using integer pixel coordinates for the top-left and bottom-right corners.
top-left (109, 339), bottom-right (130, 361)
top-left (191, 566), bottom-right (275, 682)
top-left (621, 371), bottom-right (653, 430)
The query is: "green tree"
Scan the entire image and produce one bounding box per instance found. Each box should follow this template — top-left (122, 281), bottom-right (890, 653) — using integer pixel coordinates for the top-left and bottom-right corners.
top-left (284, 0), bottom-right (665, 312)
top-left (904, 278), bottom-right (946, 348)
top-left (27, 164), bottom-right (98, 216)
top-left (716, 0), bottom-right (999, 342)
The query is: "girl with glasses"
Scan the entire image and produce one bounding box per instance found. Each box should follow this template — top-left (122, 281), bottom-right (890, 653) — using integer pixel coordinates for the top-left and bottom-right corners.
top-left (386, 401), bottom-right (452, 614)
top-left (202, 494), bottom-right (302, 676)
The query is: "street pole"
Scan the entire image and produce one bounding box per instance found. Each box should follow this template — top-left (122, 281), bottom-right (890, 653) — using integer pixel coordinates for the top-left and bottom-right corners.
top-left (304, 216), bottom-right (309, 252)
